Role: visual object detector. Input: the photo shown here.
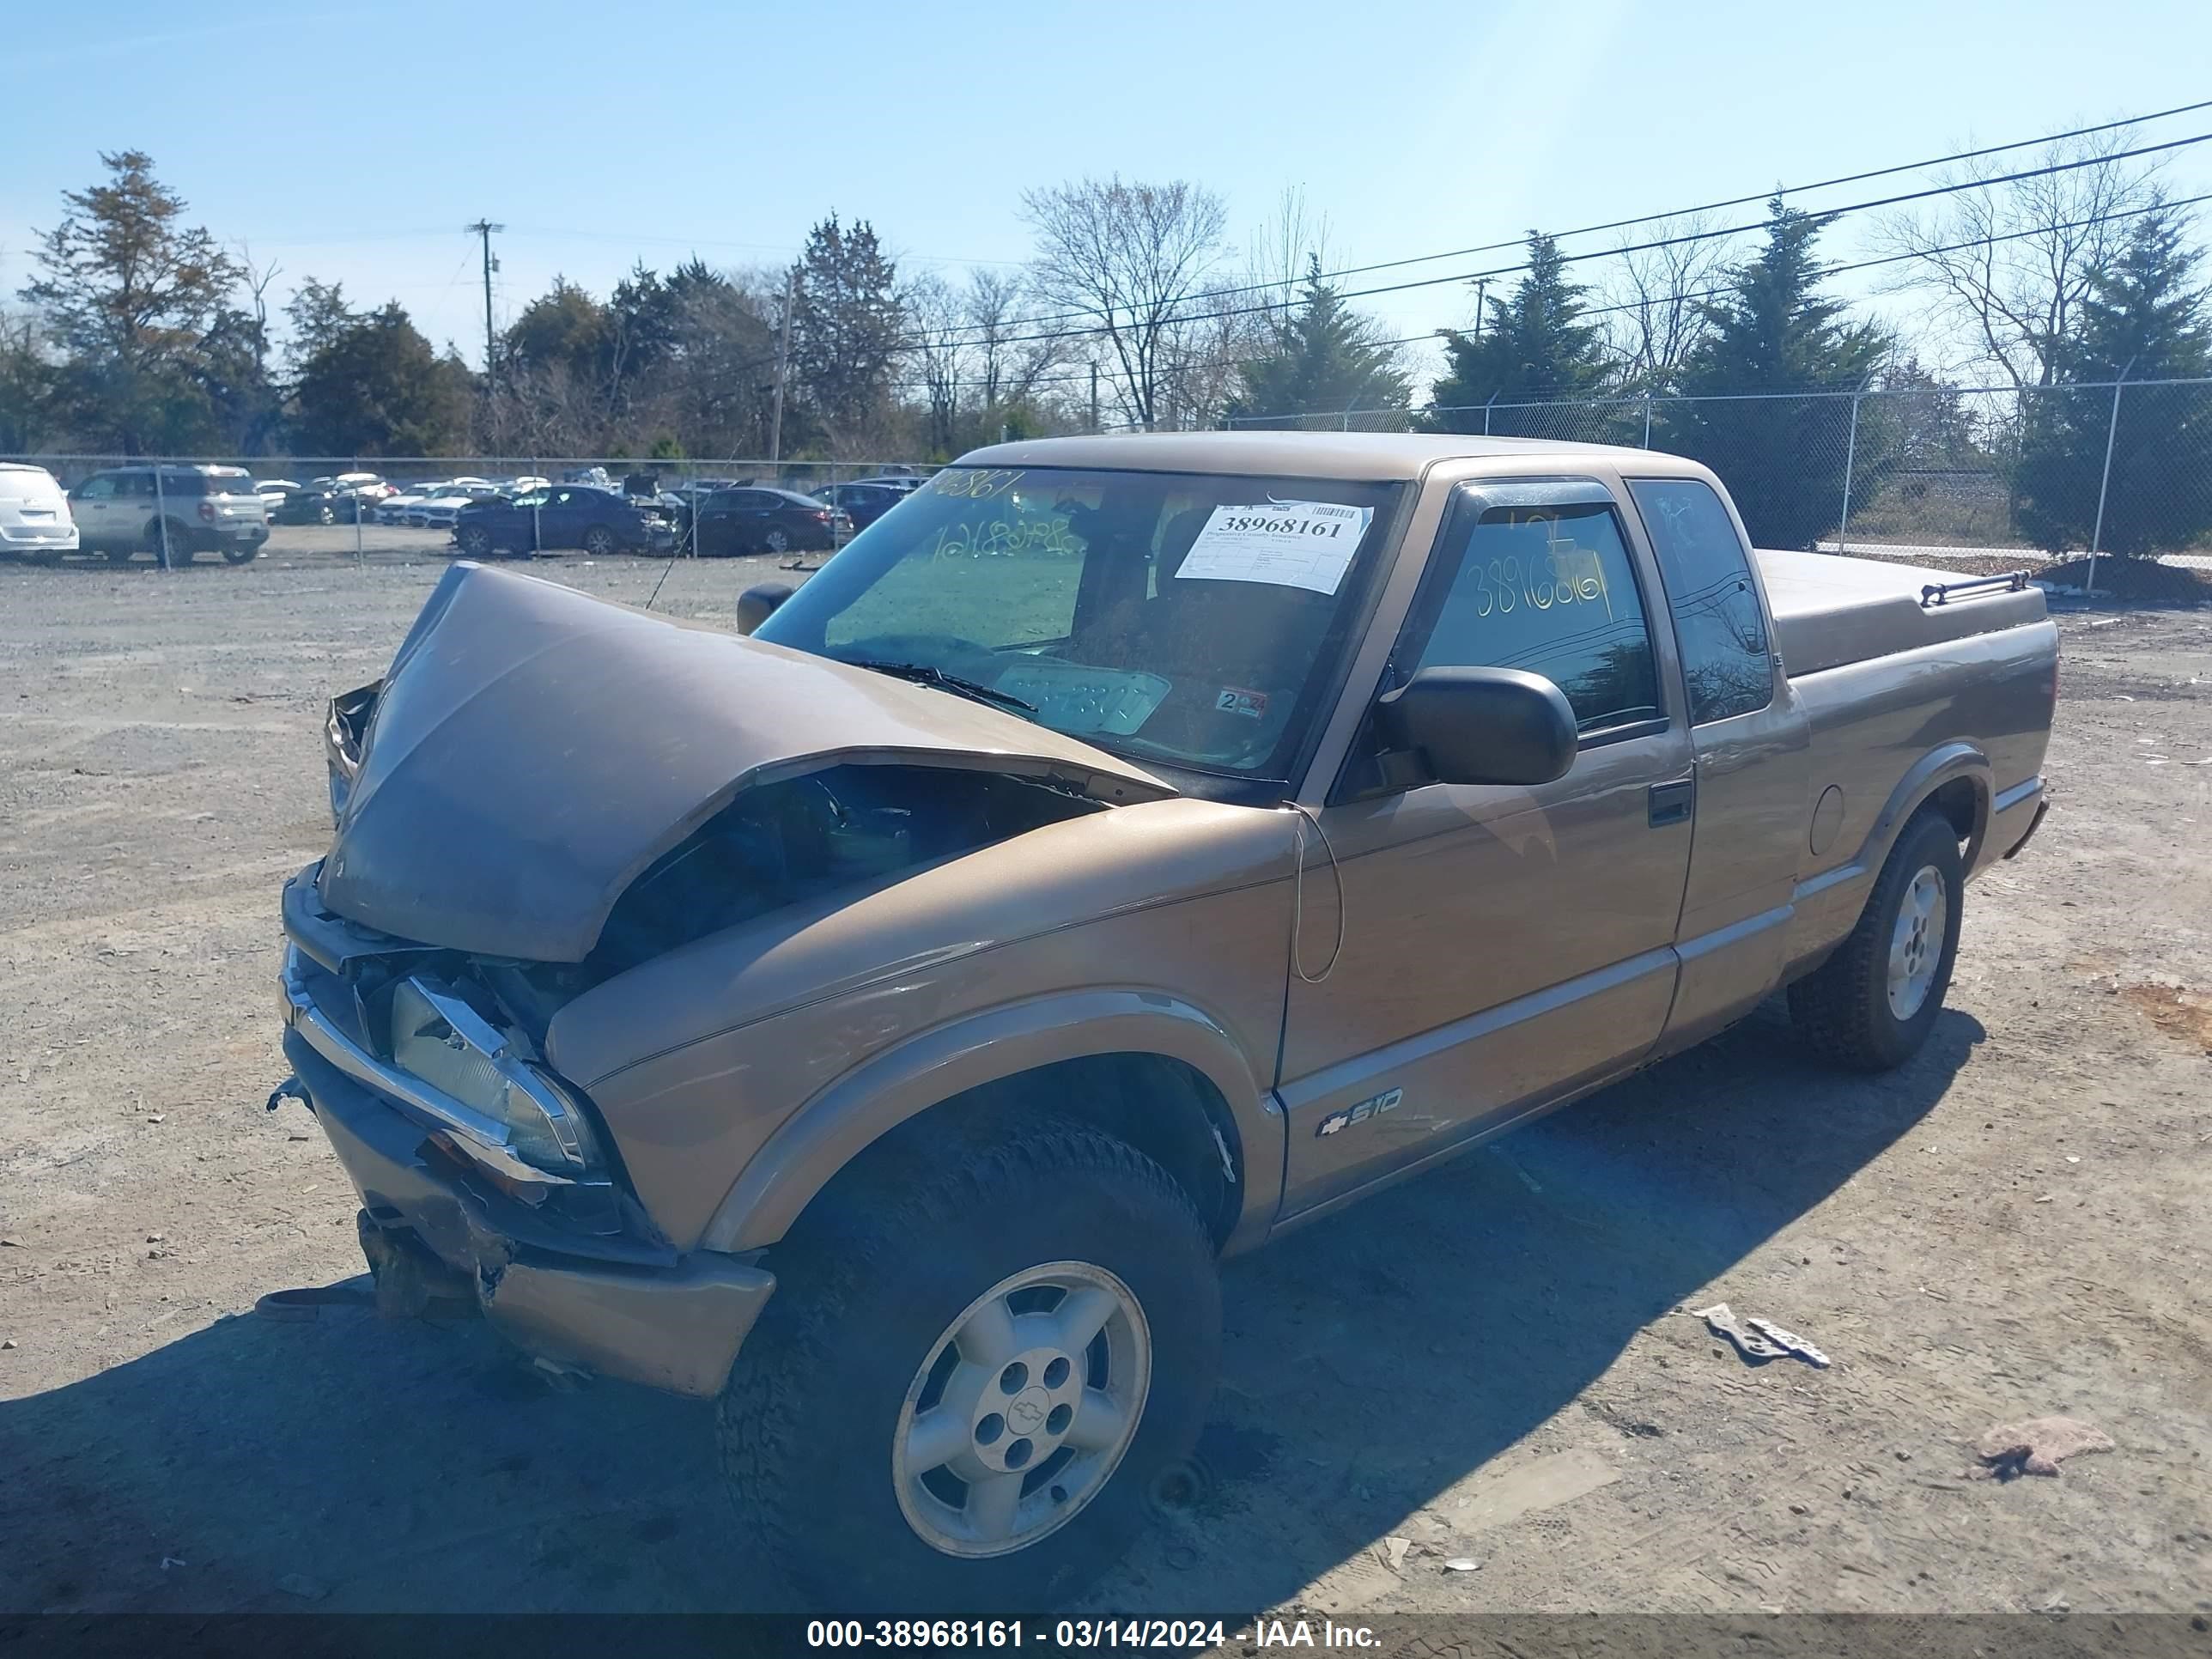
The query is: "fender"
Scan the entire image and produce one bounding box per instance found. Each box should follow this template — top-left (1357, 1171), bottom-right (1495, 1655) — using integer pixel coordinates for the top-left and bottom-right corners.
top-left (1796, 740), bottom-right (1991, 916)
top-left (698, 988), bottom-right (1279, 1255)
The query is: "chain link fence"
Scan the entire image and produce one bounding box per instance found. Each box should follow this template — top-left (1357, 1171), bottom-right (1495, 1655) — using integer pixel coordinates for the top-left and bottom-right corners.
top-left (1226, 377), bottom-right (2212, 568)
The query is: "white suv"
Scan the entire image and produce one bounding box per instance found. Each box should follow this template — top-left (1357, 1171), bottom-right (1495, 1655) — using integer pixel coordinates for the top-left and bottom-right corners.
top-left (0, 463), bottom-right (79, 562)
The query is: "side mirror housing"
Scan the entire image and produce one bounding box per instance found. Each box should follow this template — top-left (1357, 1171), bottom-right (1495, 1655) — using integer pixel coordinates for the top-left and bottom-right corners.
top-left (735, 581), bottom-right (795, 635)
top-left (1376, 665), bottom-right (1577, 787)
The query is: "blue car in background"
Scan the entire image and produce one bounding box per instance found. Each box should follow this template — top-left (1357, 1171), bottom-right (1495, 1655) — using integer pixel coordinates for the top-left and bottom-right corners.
top-left (451, 484), bottom-right (676, 559)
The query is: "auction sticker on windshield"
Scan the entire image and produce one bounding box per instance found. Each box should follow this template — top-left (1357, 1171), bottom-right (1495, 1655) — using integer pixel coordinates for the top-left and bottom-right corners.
top-left (1173, 500), bottom-right (1373, 594)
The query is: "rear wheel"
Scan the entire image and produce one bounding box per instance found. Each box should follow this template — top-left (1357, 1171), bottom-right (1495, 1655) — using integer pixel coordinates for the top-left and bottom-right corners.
top-left (763, 526), bottom-right (793, 555)
top-left (717, 1118), bottom-right (1220, 1613)
top-left (145, 520), bottom-right (192, 566)
top-left (1789, 807), bottom-right (1965, 1072)
top-left (221, 541), bottom-right (261, 565)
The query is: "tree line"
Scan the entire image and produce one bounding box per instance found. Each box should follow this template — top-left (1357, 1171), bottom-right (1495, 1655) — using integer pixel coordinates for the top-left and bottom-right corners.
top-left (3, 146), bottom-right (2207, 554)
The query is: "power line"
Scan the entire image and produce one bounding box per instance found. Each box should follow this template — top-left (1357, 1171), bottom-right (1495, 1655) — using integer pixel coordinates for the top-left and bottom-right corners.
top-left (894, 185), bottom-right (2212, 401)
top-left (906, 128), bottom-right (2212, 356)
top-left (913, 100), bottom-right (2212, 349)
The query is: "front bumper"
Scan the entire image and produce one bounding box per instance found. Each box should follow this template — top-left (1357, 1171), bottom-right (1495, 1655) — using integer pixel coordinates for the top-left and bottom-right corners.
top-left (276, 934), bottom-right (774, 1398)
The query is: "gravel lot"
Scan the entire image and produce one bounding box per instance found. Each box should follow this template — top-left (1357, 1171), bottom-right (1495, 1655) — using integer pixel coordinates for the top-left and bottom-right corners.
top-left (2, 540), bottom-right (2208, 1619)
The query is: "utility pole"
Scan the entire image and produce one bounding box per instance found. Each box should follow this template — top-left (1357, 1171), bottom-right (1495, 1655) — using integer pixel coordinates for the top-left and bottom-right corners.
top-left (466, 220), bottom-right (503, 389)
top-left (1473, 278), bottom-right (1490, 339)
top-left (1088, 362), bottom-right (1100, 434)
top-left (769, 267), bottom-right (797, 467)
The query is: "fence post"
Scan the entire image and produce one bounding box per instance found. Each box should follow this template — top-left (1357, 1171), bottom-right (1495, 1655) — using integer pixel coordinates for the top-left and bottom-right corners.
top-left (1483, 392), bottom-right (1498, 436)
top-left (1836, 388), bottom-right (1864, 556)
top-left (2085, 360), bottom-right (2135, 600)
top-left (153, 464), bottom-right (173, 571)
top-left (1641, 393), bottom-right (1652, 449)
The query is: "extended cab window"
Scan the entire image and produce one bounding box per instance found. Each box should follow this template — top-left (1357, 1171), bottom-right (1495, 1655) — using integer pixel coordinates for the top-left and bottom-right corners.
top-left (1627, 478), bottom-right (1774, 725)
top-left (1407, 501), bottom-right (1662, 737)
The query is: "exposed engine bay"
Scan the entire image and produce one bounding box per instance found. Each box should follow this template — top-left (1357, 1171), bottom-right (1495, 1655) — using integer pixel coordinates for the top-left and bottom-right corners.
top-left (332, 763), bottom-right (1106, 1058)
top-left (589, 763), bottom-right (1103, 977)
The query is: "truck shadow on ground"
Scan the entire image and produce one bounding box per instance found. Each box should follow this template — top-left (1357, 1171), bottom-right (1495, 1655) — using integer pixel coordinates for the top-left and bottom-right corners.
top-left (0, 1006), bottom-right (1979, 1615)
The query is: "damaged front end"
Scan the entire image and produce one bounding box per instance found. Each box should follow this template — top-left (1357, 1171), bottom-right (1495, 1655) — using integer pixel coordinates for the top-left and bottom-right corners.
top-left (276, 561), bottom-right (1174, 1394)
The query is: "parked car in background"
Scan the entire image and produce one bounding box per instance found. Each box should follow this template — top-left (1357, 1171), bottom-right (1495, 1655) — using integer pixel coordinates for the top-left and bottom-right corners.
top-left (815, 481), bottom-right (910, 532)
top-left (69, 464), bottom-right (269, 563)
top-left (374, 483), bottom-right (447, 525)
top-left (452, 483), bottom-right (676, 558)
top-left (268, 485), bottom-right (349, 526)
top-left (561, 465), bottom-right (614, 488)
top-left (688, 486), bottom-right (847, 556)
top-left (496, 475), bottom-right (552, 495)
top-left (412, 483), bottom-right (506, 529)
top-left (844, 474), bottom-right (928, 493)
top-left (0, 462), bottom-right (79, 562)
top-left (255, 478), bottom-right (301, 501)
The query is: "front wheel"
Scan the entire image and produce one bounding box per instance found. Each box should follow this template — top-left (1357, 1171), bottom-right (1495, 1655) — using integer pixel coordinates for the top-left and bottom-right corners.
top-left (580, 525), bottom-right (620, 558)
top-left (455, 524), bottom-right (494, 559)
top-left (1789, 807), bottom-right (1965, 1072)
top-left (718, 1120), bottom-right (1220, 1613)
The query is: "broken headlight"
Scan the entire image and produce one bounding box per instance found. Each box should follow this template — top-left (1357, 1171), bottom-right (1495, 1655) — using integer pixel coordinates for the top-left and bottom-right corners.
top-left (387, 977), bottom-right (604, 1176)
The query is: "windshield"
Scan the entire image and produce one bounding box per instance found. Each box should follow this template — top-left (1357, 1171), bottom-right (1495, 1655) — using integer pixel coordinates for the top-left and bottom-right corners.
top-left (754, 465), bottom-right (1403, 780)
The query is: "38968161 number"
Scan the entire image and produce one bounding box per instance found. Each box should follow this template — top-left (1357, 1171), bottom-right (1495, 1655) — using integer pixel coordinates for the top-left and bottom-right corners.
top-left (1468, 550), bottom-right (1613, 618)
top-left (806, 1619), bottom-right (1030, 1646)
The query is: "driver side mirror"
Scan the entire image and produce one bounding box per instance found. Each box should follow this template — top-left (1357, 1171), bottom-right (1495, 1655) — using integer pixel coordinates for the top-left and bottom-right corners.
top-left (735, 581), bottom-right (795, 635)
top-left (1376, 665), bottom-right (1577, 787)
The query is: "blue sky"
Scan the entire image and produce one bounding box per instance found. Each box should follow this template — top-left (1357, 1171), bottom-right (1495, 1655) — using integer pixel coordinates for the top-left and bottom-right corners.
top-left (5, 0), bottom-right (2209, 384)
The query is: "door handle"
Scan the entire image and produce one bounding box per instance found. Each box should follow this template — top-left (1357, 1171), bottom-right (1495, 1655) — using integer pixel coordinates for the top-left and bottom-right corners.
top-left (1648, 779), bottom-right (1693, 828)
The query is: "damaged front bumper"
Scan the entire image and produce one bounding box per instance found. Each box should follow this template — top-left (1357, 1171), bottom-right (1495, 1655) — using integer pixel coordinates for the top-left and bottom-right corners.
top-left (276, 934), bottom-right (774, 1398)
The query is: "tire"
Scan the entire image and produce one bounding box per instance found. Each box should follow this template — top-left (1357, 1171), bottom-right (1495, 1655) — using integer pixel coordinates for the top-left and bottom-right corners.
top-left (315, 504), bottom-right (337, 526)
top-left (718, 1119), bottom-right (1220, 1614)
top-left (146, 520), bottom-right (192, 566)
top-left (763, 526), bottom-right (792, 555)
top-left (455, 524), bottom-right (495, 559)
top-left (221, 542), bottom-right (261, 565)
top-left (1789, 807), bottom-right (1965, 1073)
top-left (580, 525), bottom-right (620, 558)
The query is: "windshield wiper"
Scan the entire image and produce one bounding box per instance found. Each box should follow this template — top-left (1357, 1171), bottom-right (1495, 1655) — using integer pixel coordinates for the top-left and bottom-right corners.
top-left (841, 659), bottom-right (1038, 716)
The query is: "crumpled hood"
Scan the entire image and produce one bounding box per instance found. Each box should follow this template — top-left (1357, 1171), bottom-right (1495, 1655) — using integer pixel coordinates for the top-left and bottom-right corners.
top-left (318, 562), bottom-right (1174, 962)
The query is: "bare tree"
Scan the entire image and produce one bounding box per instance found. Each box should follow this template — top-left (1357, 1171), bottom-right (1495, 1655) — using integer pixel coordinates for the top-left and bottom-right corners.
top-left (901, 270), bottom-right (967, 457)
top-left (1595, 213), bottom-right (1733, 385)
top-left (232, 241), bottom-right (283, 380)
top-left (1021, 177), bottom-right (1226, 429)
top-left (962, 268), bottom-right (1067, 411)
top-left (1875, 131), bottom-right (2169, 389)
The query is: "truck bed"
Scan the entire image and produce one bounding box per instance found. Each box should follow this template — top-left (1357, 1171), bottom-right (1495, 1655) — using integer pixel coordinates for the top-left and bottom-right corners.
top-left (1755, 548), bottom-right (2048, 678)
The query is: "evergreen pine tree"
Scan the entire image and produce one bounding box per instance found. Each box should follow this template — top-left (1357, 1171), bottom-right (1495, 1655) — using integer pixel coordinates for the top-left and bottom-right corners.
top-left (1425, 233), bottom-right (1611, 435)
top-left (1230, 258), bottom-right (1410, 424)
top-left (2016, 210), bottom-right (2212, 556)
top-left (1668, 199), bottom-right (1890, 549)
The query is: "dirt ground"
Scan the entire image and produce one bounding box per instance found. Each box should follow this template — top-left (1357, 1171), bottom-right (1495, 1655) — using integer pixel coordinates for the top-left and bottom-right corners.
top-left (1, 534), bottom-right (2209, 1620)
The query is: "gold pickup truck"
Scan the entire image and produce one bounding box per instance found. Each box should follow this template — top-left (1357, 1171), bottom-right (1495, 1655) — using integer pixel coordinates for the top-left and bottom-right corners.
top-left (271, 433), bottom-right (2057, 1610)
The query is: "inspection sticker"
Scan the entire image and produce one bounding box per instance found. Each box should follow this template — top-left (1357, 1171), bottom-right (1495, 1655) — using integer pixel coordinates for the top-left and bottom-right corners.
top-left (1214, 685), bottom-right (1270, 720)
top-left (1174, 500), bottom-right (1374, 594)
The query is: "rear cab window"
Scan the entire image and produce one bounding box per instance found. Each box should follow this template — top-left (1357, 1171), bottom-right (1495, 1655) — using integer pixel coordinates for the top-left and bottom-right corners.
top-left (1626, 477), bottom-right (1774, 725)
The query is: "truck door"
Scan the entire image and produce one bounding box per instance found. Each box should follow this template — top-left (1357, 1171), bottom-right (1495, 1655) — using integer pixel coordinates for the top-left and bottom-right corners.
top-left (1621, 477), bottom-right (1814, 1054)
top-left (1278, 481), bottom-right (1695, 1218)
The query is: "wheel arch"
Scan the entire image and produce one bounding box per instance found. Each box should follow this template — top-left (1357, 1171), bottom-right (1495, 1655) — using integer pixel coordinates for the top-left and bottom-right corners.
top-left (1858, 742), bottom-right (1992, 877)
top-left (697, 991), bottom-right (1278, 1258)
